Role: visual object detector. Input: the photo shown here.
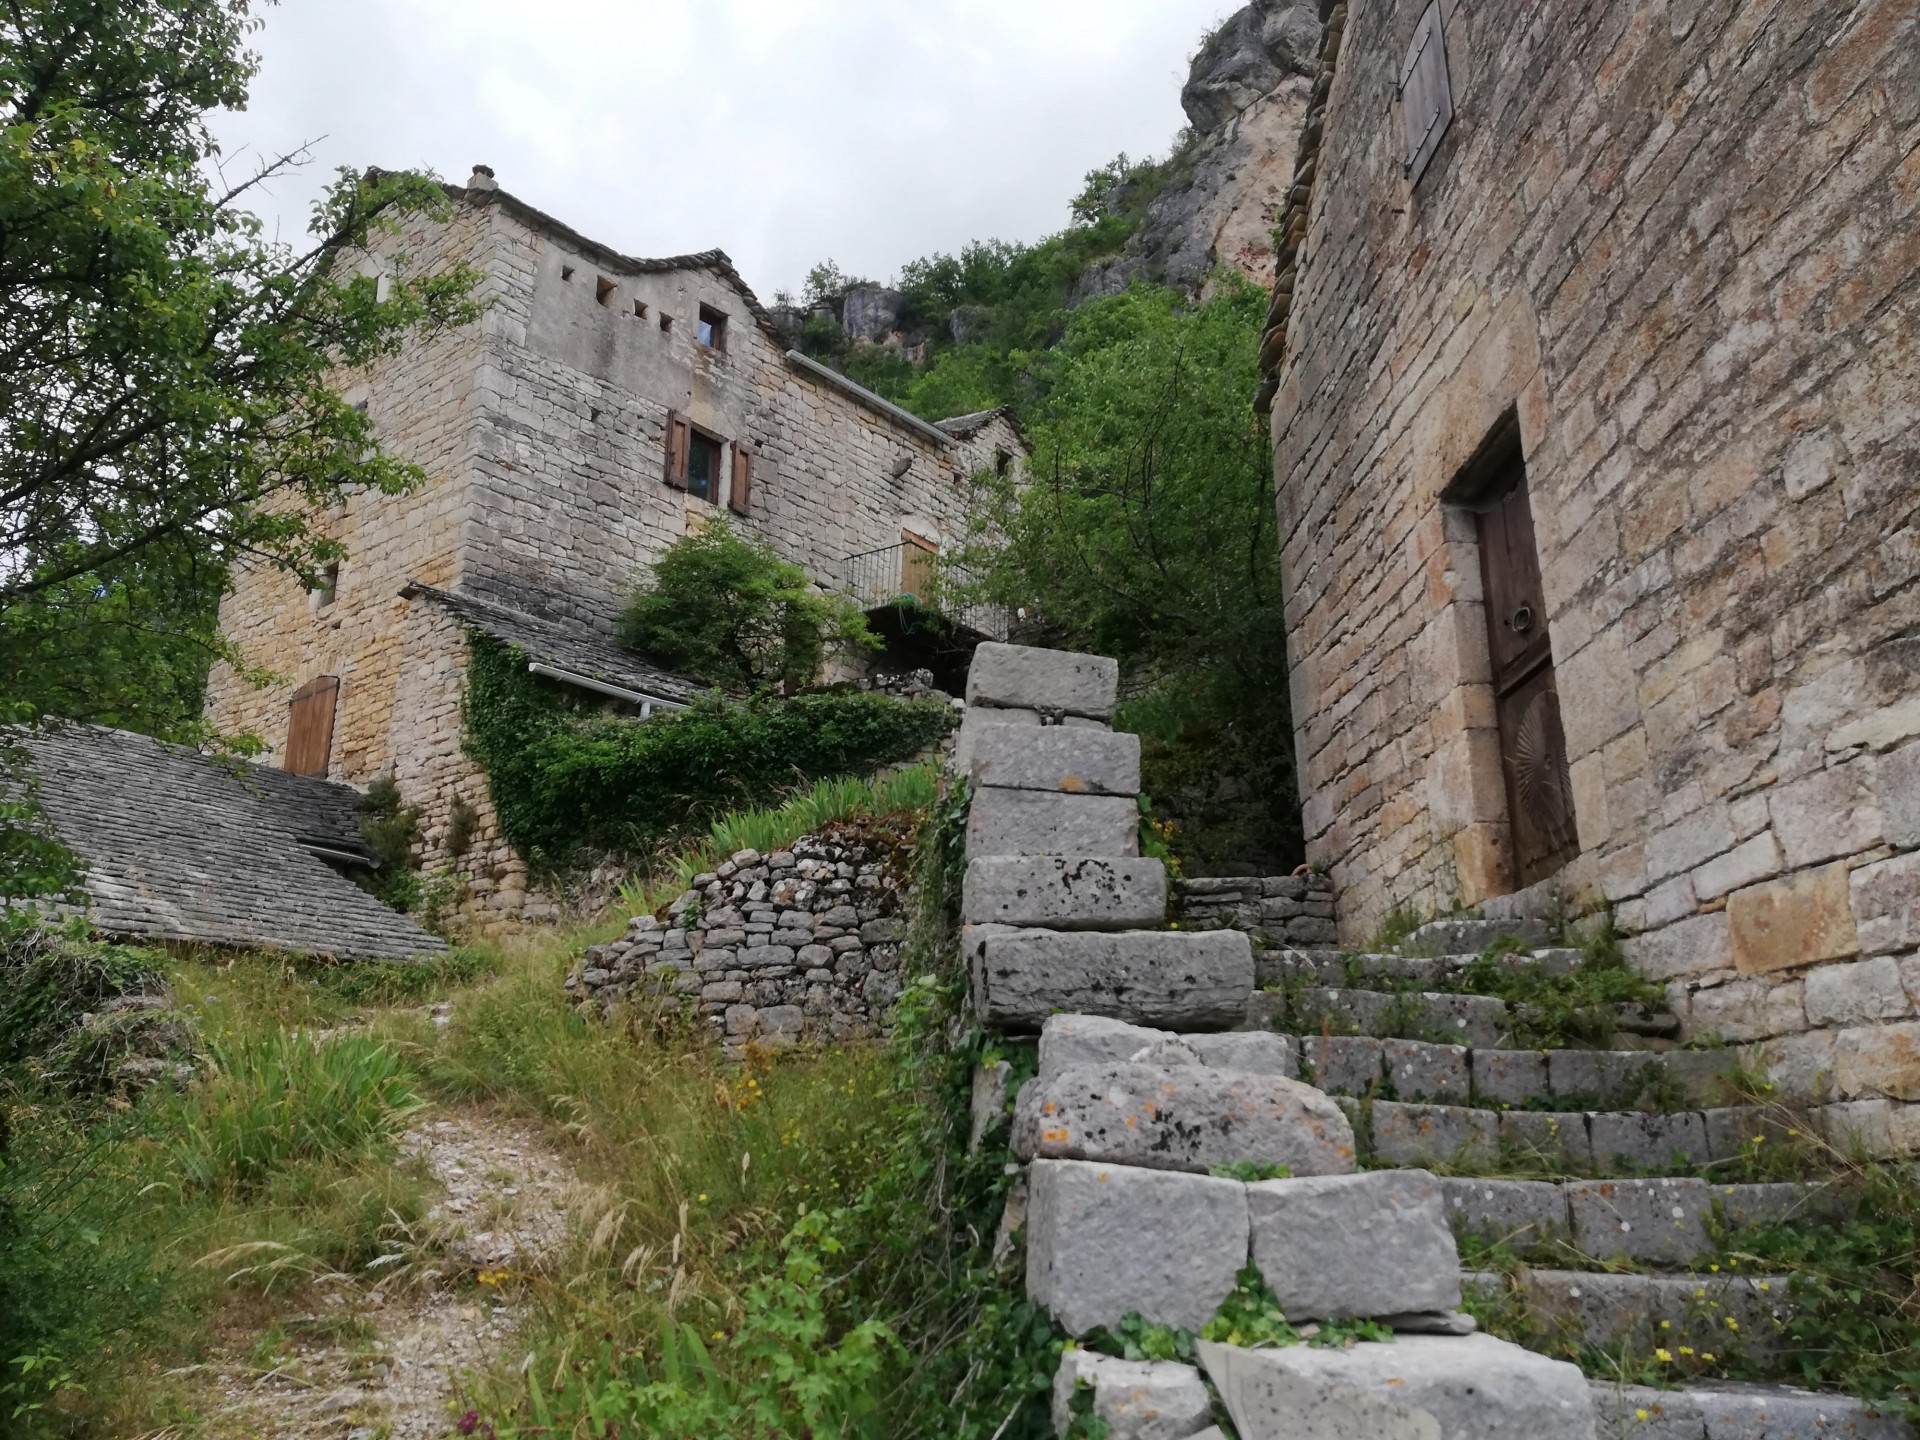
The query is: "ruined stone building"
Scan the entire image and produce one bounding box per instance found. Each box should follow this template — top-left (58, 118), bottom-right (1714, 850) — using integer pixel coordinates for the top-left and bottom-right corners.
top-left (1257, 1), bottom-right (1918, 1120)
top-left (205, 169), bottom-right (1025, 921)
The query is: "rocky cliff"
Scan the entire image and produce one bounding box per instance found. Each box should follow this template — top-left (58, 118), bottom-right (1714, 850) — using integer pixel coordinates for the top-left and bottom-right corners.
top-left (1085, 0), bottom-right (1320, 298)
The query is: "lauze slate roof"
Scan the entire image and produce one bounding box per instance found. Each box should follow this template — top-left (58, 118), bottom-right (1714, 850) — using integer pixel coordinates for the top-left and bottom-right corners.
top-left (13, 724), bottom-right (446, 961)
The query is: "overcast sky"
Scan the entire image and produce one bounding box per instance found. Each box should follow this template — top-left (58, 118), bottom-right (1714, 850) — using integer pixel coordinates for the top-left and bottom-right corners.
top-left (211, 0), bottom-right (1235, 300)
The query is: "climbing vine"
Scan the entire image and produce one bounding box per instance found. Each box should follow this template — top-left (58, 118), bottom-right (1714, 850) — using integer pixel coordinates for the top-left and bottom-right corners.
top-left (460, 633), bottom-right (954, 872)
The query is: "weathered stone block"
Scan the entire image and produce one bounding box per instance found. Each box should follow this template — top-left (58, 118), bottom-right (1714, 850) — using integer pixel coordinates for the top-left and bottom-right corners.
top-left (1246, 1170), bottom-right (1460, 1321)
top-left (1050, 1351), bottom-right (1214, 1440)
top-left (1593, 1382), bottom-right (1914, 1440)
top-left (1565, 1178), bottom-right (1713, 1265)
top-left (967, 788), bottom-right (1140, 858)
top-left (969, 1058), bottom-right (1012, 1151)
top-left (1199, 1333), bottom-right (1597, 1440)
top-left (1884, 741), bottom-right (1920, 850)
top-left (1186, 1030), bottom-right (1298, 1077)
top-left (963, 855), bottom-right (1167, 930)
top-left (1852, 852), bottom-right (1920, 957)
top-left (1026, 1159), bottom-right (1248, 1336)
top-left (970, 926), bottom-right (1254, 1032)
top-left (1728, 863), bottom-right (1861, 975)
top-left (1834, 1021), bottom-right (1920, 1101)
top-left (970, 723), bottom-right (1141, 796)
top-left (1383, 1038), bottom-right (1471, 1103)
top-left (1472, 1048), bottom-right (1549, 1107)
top-left (1433, 1177), bottom-right (1569, 1247)
top-left (967, 642), bottom-right (1119, 719)
top-left (1588, 1111), bottom-right (1710, 1170)
top-left (1508, 1270), bottom-right (1791, 1356)
top-left (1012, 1063), bottom-right (1356, 1176)
top-left (1039, 1013), bottom-right (1173, 1081)
top-left (1371, 1102), bottom-right (1499, 1168)
top-left (1804, 955), bottom-right (1913, 1026)
top-left (1548, 1049), bottom-right (1661, 1108)
top-left (1303, 1034), bottom-right (1383, 1094)
top-left (1498, 1110), bottom-right (1594, 1172)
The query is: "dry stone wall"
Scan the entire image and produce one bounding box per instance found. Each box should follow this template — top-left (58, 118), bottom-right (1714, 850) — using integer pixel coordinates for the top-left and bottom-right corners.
top-left (567, 826), bottom-right (909, 1056)
top-left (1264, 0), bottom-right (1920, 1120)
top-left (1174, 873), bottom-right (1337, 949)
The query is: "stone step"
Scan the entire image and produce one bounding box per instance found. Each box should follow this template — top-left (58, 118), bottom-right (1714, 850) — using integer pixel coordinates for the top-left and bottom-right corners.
top-left (1463, 1267), bottom-right (1793, 1359)
top-left (1201, 1333), bottom-right (1596, 1439)
top-left (1589, 1381), bottom-right (1913, 1439)
top-left (962, 855), bottom-right (1167, 930)
top-left (966, 785), bottom-right (1141, 858)
top-left (1258, 944), bottom-right (1586, 990)
top-left (1026, 1159), bottom-right (1463, 1338)
top-left (1298, 1032), bottom-right (1739, 1109)
top-left (1351, 1097), bottom-right (1791, 1174)
top-left (1407, 916), bottom-right (1553, 953)
top-left (967, 925), bottom-right (1253, 1032)
top-left (967, 721), bottom-right (1140, 795)
top-left (1434, 1176), bottom-right (1850, 1266)
top-left (965, 640), bottom-right (1117, 719)
top-left (1288, 985), bottom-right (1517, 1046)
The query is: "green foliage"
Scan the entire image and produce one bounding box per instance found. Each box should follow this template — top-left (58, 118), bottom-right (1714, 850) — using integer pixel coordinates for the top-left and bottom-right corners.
top-left (618, 520), bottom-right (881, 691)
top-left (166, 1032), bottom-right (425, 1194)
top-left (0, 924), bottom-right (166, 1068)
top-left (1085, 1313), bottom-right (1195, 1364)
top-left (1208, 1160), bottom-right (1294, 1182)
top-left (463, 633), bottom-right (953, 872)
top-left (1201, 1265), bottom-right (1301, 1349)
top-left (1453, 923), bottom-right (1665, 1049)
top-left (958, 280), bottom-right (1300, 869)
top-left (354, 773), bottom-right (423, 912)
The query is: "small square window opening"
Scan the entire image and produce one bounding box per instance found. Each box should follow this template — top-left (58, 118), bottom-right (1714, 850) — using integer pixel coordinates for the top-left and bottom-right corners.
top-left (633, 299), bottom-right (649, 319)
top-left (561, 265), bottom-right (575, 282)
top-left (660, 313), bottom-right (674, 334)
top-left (315, 562), bottom-right (339, 608)
top-left (596, 277), bottom-right (617, 307)
top-left (685, 432), bottom-right (722, 504)
top-left (697, 305), bottom-right (728, 351)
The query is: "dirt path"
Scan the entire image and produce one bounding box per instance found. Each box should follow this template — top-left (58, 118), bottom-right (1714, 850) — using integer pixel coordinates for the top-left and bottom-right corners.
top-left (192, 1107), bottom-right (577, 1440)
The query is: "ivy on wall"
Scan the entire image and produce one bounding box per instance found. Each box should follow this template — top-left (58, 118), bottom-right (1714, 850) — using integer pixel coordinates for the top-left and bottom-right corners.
top-left (461, 633), bottom-right (955, 873)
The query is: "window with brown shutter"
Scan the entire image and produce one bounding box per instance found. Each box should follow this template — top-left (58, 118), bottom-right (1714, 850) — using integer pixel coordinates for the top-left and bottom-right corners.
top-left (1400, 0), bottom-right (1454, 185)
top-left (729, 443), bottom-right (754, 515)
top-left (664, 411), bottom-right (691, 489)
top-left (285, 675), bottom-right (339, 779)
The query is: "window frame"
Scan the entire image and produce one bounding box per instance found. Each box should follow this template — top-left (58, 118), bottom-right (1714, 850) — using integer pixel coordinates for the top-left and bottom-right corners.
top-left (684, 429), bottom-right (723, 504)
top-left (696, 304), bottom-right (729, 353)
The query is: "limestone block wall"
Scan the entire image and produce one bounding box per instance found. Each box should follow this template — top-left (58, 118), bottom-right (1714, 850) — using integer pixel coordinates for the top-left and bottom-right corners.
top-left (1174, 873), bottom-right (1337, 949)
top-left (1267, 0), bottom-right (1919, 1109)
top-left (203, 203), bottom-right (493, 784)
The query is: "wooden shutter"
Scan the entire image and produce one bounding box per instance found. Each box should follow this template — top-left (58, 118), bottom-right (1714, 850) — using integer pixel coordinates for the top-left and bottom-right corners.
top-left (1400, 0), bottom-right (1453, 184)
top-left (285, 675), bottom-right (339, 779)
top-left (729, 442), bottom-right (754, 516)
top-left (664, 410), bottom-right (691, 489)
top-left (900, 530), bottom-right (938, 599)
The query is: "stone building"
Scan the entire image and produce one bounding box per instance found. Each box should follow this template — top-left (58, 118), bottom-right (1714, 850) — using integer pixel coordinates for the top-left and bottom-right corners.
top-left (1256, 3), bottom-right (1918, 1114)
top-left (205, 169), bottom-right (1025, 922)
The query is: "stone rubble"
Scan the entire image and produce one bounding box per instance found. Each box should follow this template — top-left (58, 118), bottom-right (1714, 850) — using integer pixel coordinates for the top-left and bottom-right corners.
top-left (566, 824), bottom-right (908, 1055)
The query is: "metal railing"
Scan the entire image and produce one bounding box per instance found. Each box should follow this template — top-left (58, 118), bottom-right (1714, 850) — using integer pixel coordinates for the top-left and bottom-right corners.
top-left (836, 541), bottom-right (1008, 639)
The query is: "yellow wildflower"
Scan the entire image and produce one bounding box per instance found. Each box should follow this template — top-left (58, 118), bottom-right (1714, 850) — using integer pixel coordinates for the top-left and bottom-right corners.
top-left (1655, 1348), bottom-right (1673, 1364)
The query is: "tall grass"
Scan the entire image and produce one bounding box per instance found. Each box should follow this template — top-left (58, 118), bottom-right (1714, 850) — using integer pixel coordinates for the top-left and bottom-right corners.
top-left (168, 1032), bottom-right (426, 1193)
top-left (618, 761), bottom-right (940, 915)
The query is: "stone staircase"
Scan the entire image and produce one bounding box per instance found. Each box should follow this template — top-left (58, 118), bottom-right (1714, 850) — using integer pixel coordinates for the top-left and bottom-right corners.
top-left (957, 642), bottom-right (1911, 1440)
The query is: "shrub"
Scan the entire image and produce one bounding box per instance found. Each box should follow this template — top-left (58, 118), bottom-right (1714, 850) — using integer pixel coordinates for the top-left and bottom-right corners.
top-left (616, 521), bottom-right (880, 691)
top-left (463, 634), bottom-right (953, 871)
top-left (167, 1032), bottom-right (424, 1194)
top-left (0, 924), bottom-right (169, 1068)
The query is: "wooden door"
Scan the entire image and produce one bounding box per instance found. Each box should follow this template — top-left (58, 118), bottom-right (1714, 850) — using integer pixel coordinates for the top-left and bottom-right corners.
top-left (899, 531), bottom-right (938, 600)
top-left (285, 675), bottom-right (339, 779)
top-left (1475, 472), bottom-right (1577, 886)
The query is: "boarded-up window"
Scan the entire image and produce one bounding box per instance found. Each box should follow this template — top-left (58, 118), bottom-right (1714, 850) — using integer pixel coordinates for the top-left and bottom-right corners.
top-left (664, 411), bottom-right (691, 489)
top-left (729, 443), bottom-right (754, 516)
top-left (1399, 0), bottom-right (1454, 184)
top-left (285, 676), bottom-right (339, 779)
top-left (900, 530), bottom-right (938, 599)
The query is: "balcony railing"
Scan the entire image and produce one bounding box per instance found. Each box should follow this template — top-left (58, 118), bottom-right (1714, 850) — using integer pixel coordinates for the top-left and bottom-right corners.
top-left (837, 541), bottom-right (1008, 639)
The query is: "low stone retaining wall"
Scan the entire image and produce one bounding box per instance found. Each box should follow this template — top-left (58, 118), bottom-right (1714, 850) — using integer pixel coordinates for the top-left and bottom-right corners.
top-left (1174, 872), bottom-right (1338, 948)
top-left (566, 823), bottom-right (910, 1056)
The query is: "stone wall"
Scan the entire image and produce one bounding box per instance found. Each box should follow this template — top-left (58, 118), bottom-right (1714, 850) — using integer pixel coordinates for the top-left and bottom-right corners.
top-left (1173, 873), bottom-right (1337, 949)
top-left (567, 825), bottom-right (909, 1056)
top-left (1265, 0), bottom-right (1920, 1108)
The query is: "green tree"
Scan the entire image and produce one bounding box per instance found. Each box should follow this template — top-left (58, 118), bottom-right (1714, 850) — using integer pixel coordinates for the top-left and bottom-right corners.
top-left (617, 521), bottom-right (881, 692)
top-left (956, 278), bottom-right (1301, 868)
top-left (0, 0), bottom-right (481, 745)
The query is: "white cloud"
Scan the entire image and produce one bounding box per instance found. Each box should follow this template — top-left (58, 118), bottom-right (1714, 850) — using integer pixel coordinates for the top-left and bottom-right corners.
top-left (212, 0), bottom-right (1234, 297)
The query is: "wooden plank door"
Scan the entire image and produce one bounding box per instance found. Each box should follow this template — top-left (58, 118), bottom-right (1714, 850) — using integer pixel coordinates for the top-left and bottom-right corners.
top-left (900, 531), bottom-right (938, 600)
top-left (1475, 472), bottom-right (1578, 887)
top-left (285, 675), bottom-right (339, 778)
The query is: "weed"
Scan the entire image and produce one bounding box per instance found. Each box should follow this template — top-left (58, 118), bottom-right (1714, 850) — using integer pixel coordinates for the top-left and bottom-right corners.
top-left (1209, 1161), bottom-right (1294, 1182)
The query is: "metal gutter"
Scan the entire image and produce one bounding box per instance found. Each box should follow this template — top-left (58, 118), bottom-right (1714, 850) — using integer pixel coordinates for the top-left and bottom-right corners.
top-left (527, 661), bottom-right (692, 717)
top-left (783, 349), bottom-right (958, 448)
